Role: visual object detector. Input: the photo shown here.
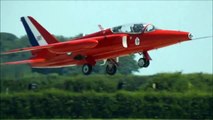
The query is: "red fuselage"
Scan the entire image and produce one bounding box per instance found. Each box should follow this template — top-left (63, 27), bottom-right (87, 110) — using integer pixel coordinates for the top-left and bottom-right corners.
top-left (0, 17), bottom-right (193, 75)
top-left (31, 28), bottom-right (191, 68)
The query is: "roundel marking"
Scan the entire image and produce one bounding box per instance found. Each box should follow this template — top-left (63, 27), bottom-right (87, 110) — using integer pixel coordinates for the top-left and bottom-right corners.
top-left (135, 37), bottom-right (140, 46)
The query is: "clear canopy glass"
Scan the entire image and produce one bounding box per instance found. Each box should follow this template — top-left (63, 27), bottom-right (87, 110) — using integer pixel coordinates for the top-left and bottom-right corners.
top-left (111, 23), bottom-right (155, 34)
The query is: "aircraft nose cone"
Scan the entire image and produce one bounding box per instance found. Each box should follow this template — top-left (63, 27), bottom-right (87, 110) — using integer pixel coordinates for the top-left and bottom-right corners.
top-left (169, 31), bottom-right (192, 42)
top-left (188, 33), bottom-right (193, 40)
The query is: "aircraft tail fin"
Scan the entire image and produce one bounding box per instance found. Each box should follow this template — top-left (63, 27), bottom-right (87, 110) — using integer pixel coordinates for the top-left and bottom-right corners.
top-left (21, 16), bottom-right (58, 47)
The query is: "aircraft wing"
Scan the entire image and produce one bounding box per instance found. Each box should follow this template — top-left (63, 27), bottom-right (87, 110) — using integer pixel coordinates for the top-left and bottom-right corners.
top-left (1, 45), bottom-right (51, 55)
top-left (48, 39), bottom-right (98, 54)
top-left (1, 58), bottom-right (45, 65)
top-left (1, 38), bottom-right (98, 55)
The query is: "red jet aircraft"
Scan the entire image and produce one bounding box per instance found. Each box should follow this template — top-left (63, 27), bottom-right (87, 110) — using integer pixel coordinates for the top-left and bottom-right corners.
top-left (1, 16), bottom-right (193, 75)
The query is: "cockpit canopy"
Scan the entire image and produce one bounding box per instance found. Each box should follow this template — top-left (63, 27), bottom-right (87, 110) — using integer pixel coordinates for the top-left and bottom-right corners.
top-left (111, 23), bottom-right (155, 34)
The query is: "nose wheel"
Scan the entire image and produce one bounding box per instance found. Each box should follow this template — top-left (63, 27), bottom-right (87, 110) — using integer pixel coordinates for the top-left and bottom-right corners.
top-left (138, 58), bottom-right (150, 68)
top-left (138, 51), bottom-right (151, 68)
top-left (82, 64), bottom-right (92, 75)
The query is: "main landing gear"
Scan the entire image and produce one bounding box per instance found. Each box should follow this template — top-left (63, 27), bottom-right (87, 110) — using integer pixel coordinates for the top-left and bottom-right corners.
top-left (82, 58), bottom-right (118, 75)
top-left (82, 56), bottom-right (96, 75)
top-left (82, 64), bottom-right (92, 75)
top-left (105, 59), bottom-right (118, 75)
top-left (82, 52), bottom-right (151, 75)
top-left (138, 51), bottom-right (151, 68)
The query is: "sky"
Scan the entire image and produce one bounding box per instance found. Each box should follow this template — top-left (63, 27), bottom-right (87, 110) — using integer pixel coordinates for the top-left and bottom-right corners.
top-left (0, 1), bottom-right (212, 75)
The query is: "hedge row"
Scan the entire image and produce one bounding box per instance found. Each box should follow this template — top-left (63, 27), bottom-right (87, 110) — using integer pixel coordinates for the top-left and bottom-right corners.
top-left (1, 73), bottom-right (212, 93)
top-left (1, 90), bottom-right (212, 119)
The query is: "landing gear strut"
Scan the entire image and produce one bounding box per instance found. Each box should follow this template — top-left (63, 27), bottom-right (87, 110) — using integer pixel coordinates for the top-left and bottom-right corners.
top-left (138, 51), bottom-right (151, 68)
top-left (82, 64), bottom-right (92, 75)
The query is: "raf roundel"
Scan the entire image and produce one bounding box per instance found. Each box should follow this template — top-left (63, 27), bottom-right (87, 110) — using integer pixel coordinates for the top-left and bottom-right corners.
top-left (135, 37), bottom-right (140, 46)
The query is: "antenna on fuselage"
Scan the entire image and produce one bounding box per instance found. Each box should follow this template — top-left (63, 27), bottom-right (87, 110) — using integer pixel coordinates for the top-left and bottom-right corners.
top-left (98, 24), bottom-right (106, 35)
top-left (98, 24), bottom-right (104, 31)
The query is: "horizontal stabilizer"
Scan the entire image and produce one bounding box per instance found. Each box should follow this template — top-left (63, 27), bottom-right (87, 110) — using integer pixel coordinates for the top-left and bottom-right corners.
top-left (1, 58), bottom-right (45, 65)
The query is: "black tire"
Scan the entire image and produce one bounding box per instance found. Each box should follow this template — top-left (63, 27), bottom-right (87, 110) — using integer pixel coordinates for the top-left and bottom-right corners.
top-left (138, 58), bottom-right (145, 67)
top-left (106, 64), bottom-right (117, 75)
top-left (138, 58), bottom-right (150, 68)
top-left (82, 64), bottom-right (92, 75)
top-left (143, 59), bottom-right (150, 68)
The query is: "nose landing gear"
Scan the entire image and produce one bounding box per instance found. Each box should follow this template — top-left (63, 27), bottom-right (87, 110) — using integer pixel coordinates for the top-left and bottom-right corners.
top-left (138, 58), bottom-right (150, 68)
top-left (138, 51), bottom-right (151, 68)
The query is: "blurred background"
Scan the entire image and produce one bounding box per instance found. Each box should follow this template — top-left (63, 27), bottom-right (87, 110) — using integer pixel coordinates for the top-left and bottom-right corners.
top-left (0, 1), bottom-right (212, 119)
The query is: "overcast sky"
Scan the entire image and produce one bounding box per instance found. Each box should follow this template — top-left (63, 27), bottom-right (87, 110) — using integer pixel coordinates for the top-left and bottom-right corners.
top-left (1, 1), bottom-right (212, 75)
